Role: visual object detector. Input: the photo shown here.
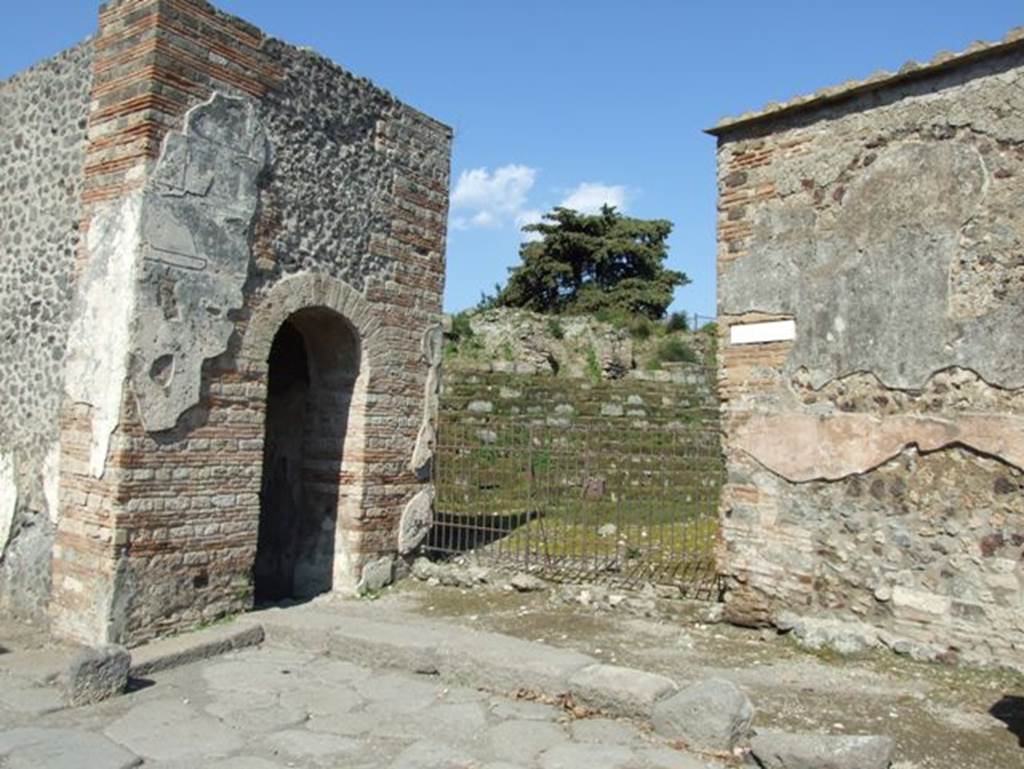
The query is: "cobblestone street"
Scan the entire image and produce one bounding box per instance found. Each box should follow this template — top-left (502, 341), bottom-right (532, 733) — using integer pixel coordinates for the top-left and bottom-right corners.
top-left (0, 635), bottom-right (712, 769)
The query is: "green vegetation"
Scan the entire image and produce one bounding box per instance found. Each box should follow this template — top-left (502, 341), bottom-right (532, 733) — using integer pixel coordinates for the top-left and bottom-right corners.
top-left (498, 206), bottom-right (688, 320)
top-left (655, 337), bottom-right (698, 364)
top-left (434, 419), bottom-right (722, 570)
top-left (445, 310), bottom-right (484, 359)
top-left (666, 311), bottom-right (690, 333)
top-left (545, 317), bottom-right (565, 340)
top-left (450, 311), bottom-right (474, 341)
top-left (584, 344), bottom-right (601, 383)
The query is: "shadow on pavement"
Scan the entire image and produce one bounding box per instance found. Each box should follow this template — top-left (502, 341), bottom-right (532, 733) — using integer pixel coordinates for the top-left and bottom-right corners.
top-left (990, 695), bottom-right (1024, 748)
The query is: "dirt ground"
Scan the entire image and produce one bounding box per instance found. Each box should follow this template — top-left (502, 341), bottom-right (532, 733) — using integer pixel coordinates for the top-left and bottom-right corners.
top-left (370, 576), bottom-right (1024, 769)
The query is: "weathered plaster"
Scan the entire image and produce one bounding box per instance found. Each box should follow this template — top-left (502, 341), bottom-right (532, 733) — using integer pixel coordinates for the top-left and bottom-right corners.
top-left (131, 93), bottom-right (269, 431)
top-left (734, 412), bottom-right (1024, 482)
top-left (64, 194), bottom-right (143, 478)
top-left (398, 487), bottom-right (434, 554)
top-left (716, 49), bottom-right (1024, 663)
top-left (410, 324), bottom-right (443, 478)
top-left (720, 141), bottom-right (1024, 390)
top-left (42, 442), bottom-right (60, 524)
top-left (0, 453), bottom-right (16, 557)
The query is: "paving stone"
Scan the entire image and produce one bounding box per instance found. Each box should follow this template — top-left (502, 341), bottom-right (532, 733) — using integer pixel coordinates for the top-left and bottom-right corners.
top-left (0, 727), bottom-right (141, 769)
top-left (278, 680), bottom-right (363, 716)
top-left (489, 697), bottom-right (563, 721)
top-left (637, 747), bottom-right (714, 769)
top-left (538, 743), bottom-right (636, 769)
top-left (651, 678), bottom-right (754, 752)
top-left (63, 644), bottom-right (130, 707)
top-left (488, 719), bottom-right (568, 763)
top-left (204, 698), bottom-right (309, 732)
top-left (569, 717), bottom-right (646, 745)
top-left (305, 710), bottom-right (378, 737)
top-left (302, 656), bottom-right (373, 686)
top-left (200, 759), bottom-right (287, 769)
top-left (388, 738), bottom-right (478, 769)
top-left (354, 671), bottom-right (445, 713)
top-left (0, 681), bottom-right (63, 715)
top-left (262, 729), bottom-right (361, 764)
top-left (369, 701), bottom-right (488, 745)
top-left (201, 656), bottom-right (315, 696)
top-left (104, 698), bottom-right (244, 761)
top-left (750, 731), bottom-right (895, 769)
top-left (568, 663), bottom-right (678, 717)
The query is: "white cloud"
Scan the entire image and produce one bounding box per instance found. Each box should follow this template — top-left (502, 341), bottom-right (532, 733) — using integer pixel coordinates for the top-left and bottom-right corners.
top-left (451, 164), bottom-right (537, 228)
top-left (559, 182), bottom-right (628, 214)
top-left (515, 209), bottom-right (545, 242)
top-left (515, 208), bottom-right (543, 228)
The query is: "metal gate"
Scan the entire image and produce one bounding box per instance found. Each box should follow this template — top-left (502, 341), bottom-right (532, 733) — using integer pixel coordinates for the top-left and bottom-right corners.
top-left (428, 414), bottom-right (723, 595)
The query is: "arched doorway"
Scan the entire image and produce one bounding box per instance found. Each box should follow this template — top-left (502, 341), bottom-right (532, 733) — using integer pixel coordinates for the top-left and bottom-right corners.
top-left (255, 307), bottom-right (359, 603)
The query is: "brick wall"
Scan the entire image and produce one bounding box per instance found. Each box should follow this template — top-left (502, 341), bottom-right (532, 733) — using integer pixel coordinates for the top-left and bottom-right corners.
top-left (51, 0), bottom-right (451, 644)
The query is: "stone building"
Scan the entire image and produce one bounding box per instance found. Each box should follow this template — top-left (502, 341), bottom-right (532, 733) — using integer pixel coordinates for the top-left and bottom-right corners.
top-left (0, 0), bottom-right (451, 645)
top-left (711, 32), bottom-right (1024, 665)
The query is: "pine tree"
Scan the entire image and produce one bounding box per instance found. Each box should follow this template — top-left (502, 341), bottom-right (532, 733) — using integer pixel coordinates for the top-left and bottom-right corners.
top-left (497, 206), bottom-right (687, 320)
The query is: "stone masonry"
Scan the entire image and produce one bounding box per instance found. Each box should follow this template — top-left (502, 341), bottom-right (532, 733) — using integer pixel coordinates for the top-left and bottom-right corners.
top-left (710, 32), bottom-right (1024, 666)
top-left (0, 0), bottom-right (451, 646)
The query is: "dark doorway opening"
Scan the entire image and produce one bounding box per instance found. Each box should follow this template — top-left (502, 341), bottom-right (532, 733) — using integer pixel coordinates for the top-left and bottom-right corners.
top-left (255, 307), bottom-right (359, 604)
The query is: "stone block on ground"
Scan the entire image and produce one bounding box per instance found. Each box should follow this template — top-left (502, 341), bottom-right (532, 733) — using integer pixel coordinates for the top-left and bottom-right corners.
top-left (440, 629), bottom-right (595, 694)
top-left (750, 732), bottom-right (895, 769)
top-left (63, 644), bottom-right (130, 707)
top-left (358, 555), bottom-right (395, 593)
top-left (129, 622), bottom-right (264, 678)
top-left (509, 572), bottom-right (547, 592)
top-left (326, 616), bottom-right (446, 674)
top-left (651, 677), bottom-right (754, 752)
top-left (568, 663), bottom-right (678, 717)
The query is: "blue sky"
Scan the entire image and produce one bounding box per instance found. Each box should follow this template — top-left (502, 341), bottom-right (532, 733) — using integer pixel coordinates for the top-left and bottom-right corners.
top-left (4, 2), bottom-right (1022, 318)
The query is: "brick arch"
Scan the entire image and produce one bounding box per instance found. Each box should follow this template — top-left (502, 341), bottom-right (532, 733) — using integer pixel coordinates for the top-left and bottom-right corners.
top-left (241, 272), bottom-right (384, 593)
top-left (241, 273), bottom-right (382, 368)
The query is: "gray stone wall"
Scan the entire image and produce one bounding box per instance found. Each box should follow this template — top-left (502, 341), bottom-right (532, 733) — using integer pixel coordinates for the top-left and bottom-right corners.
top-left (715, 45), bottom-right (1024, 667)
top-left (0, 42), bottom-right (93, 619)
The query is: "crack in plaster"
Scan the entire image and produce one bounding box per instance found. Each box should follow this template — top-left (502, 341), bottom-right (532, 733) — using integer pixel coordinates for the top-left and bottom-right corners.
top-left (733, 412), bottom-right (1024, 483)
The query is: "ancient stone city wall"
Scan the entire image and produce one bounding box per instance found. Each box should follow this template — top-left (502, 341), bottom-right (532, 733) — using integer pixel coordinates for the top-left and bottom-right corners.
top-left (0, 0), bottom-right (452, 644)
top-left (0, 42), bottom-right (94, 619)
top-left (713, 43), bottom-right (1024, 666)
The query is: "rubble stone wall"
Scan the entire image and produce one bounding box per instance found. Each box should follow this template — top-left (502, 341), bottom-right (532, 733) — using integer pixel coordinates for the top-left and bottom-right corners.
top-left (48, 0), bottom-right (450, 645)
top-left (714, 45), bottom-right (1024, 667)
top-left (0, 42), bottom-right (93, 620)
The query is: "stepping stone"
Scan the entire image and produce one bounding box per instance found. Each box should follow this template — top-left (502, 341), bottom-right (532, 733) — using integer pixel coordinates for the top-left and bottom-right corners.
top-left (63, 644), bottom-right (130, 707)
top-left (569, 663), bottom-right (678, 717)
top-left (750, 731), bottom-right (895, 769)
top-left (652, 678), bottom-right (754, 752)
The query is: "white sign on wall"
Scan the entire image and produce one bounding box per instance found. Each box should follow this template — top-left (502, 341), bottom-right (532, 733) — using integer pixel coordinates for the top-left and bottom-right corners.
top-left (729, 319), bottom-right (796, 345)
